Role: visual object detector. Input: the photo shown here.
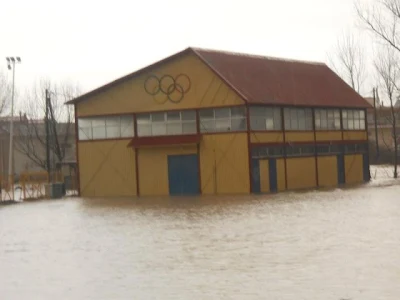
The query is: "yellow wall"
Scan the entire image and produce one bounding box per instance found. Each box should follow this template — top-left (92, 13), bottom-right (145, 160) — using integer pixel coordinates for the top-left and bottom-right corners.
top-left (200, 133), bottom-right (249, 194)
top-left (250, 132), bottom-right (284, 144)
top-left (77, 53), bottom-right (244, 116)
top-left (138, 145), bottom-right (197, 196)
top-left (285, 132), bottom-right (314, 142)
top-left (259, 160), bottom-right (270, 193)
top-left (317, 156), bottom-right (338, 187)
top-left (286, 157), bottom-right (316, 190)
top-left (277, 158), bottom-right (286, 191)
top-left (343, 131), bottom-right (367, 141)
top-left (345, 154), bottom-right (363, 184)
top-left (78, 140), bottom-right (137, 197)
top-left (315, 131), bottom-right (342, 141)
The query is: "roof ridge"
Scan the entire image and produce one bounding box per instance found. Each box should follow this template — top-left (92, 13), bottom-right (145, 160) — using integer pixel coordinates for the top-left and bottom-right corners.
top-left (191, 47), bottom-right (326, 66)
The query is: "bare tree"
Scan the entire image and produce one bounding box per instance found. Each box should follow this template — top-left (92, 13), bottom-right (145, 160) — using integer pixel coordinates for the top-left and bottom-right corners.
top-left (374, 46), bottom-right (399, 178)
top-left (328, 32), bottom-right (366, 93)
top-left (356, 0), bottom-right (400, 53)
top-left (15, 79), bottom-right (80, 171)
top-left (0, 70), bottom-right (10, 115)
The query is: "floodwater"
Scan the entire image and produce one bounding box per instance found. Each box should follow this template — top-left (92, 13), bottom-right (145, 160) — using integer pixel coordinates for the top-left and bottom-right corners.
top-left (1, 184), bottom-right (400, 300)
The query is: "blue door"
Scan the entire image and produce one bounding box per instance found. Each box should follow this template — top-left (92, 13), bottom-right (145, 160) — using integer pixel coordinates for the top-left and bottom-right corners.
top-left (168, 154), bottom-right (199, 196)
top-left (337, 154), bottom-right (345, 185)
top-left (269, 158), bottom-right (278, 193)
top-left (251, 159), bottom-right (261, 194)
top-left (363, 153), bottom-right (370, 182)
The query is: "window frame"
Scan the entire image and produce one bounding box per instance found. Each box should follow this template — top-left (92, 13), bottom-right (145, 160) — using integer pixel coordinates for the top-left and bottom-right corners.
top-left (285, 144), bottom-right (315, 157)
top-left (199, 106), bottom-right (247, 133)
top-left (342, 109), bottom-right (366, 130)
top-left (251, 146), bottom-right (284, 158)
top-left (77, 115), bottom-right (135, 141)
top-left (249, 106), bottom-right (282, 131)
top-left (136, 110), bottom-right (197, 137)
top-left (283, 107), bottom-right (313, 131)
top-left (314, 108), bottom-right (341, 131)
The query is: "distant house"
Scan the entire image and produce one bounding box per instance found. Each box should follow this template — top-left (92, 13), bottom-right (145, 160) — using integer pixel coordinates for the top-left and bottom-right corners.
top-left (366, 98), bottom-right (400, 152)
top-left (0, 114), bottom-right (76, 177)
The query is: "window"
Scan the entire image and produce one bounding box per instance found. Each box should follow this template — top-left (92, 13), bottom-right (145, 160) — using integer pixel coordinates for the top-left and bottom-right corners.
top-left (342, 109), bottom-right (366, 130)
top-left (284, 108), bottom-right (313, 130)
top-left (249, 106), bottom-right (281, 130)
top-left (78, 115), bottom-right (134, 141)
top-left (136, 110), bottom-right (197, 137)
top-left (315, 109), bottom-right (341, 130)
top-left (199, 107), bottom-right (246, 133)
top-left (316, 144), bottom-right (342, 155)
top-left (286, 144), bottom-right (315, 157)
top-left (344, 143), bottom-right (368, 153)
top-left (251, 146), bottom-right (284, 158)
top-left (78, 119), bottom-right (92, 140)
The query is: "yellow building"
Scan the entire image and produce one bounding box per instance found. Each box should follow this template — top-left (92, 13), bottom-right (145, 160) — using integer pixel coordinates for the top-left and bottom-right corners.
top-left (67, 47), bottom-right (371, 197)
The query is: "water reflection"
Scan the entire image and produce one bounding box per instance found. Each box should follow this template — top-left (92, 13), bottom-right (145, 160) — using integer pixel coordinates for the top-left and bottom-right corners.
top-left (1, 185), bottom-right (400, 299)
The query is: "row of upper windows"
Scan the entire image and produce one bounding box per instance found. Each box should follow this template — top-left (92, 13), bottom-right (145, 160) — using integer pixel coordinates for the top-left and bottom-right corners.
top-left (251, 143), bottom-right (368, 158)
top-left (77, 106), bottom-right (366, 141)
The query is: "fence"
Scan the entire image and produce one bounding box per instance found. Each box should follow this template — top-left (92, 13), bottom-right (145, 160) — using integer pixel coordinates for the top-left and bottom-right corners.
top-left (0, 170), bottom-right (78, 202)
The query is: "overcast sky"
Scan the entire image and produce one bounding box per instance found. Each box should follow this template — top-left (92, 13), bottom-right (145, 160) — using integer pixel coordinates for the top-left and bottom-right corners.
top-left (1, 0), bottom-right (366, 107)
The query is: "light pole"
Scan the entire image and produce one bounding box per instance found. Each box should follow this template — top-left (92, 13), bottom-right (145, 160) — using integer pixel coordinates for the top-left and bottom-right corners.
top-left (6, 57), bottom-right (21, 193)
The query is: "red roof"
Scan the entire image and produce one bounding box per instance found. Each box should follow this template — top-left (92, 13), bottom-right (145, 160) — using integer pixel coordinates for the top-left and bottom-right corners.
top-left (67, 47), bottom-right (370, 108)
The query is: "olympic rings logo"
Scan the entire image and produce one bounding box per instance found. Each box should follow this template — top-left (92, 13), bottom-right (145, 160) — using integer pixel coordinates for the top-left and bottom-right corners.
top-left (144, 74), bottom-right (191, 104)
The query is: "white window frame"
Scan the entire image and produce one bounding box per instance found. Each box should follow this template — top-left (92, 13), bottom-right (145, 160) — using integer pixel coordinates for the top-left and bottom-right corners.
top-left (78, 115), bottom-right (134, 141)
top-left (314, 108), bottom-right (341, 130)
top-left (249, 106), bottom-right (281, 131)
top-left (342, 109), bottom-right (366, 130)
top-left (136, 110), bottom-right (197, 137)
top-left (199, 106), bottom-right (247, 133)
top-left (284, 108), bottom-right (313, 131)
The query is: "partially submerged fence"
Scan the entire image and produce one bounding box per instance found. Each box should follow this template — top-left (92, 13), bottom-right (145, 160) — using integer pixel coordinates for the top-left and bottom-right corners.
top-left (19, 171), bottom-right (48, 200)
top-left (0, 169), bottom-right (78, 202)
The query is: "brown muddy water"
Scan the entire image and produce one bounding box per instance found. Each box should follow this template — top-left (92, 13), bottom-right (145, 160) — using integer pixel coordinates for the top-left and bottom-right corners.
top-left (1, 184), bottom-right (400, 300)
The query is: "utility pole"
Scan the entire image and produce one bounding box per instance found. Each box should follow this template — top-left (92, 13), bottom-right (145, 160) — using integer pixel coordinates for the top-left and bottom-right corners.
top-left (373, 88), bottom-right (380, 159)
top-left (5, 57), bottom-right (21, 199)
top-left (45, 89), bottom-right (51, 182)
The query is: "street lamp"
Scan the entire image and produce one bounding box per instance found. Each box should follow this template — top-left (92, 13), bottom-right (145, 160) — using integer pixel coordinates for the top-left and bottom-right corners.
top-left (6, 56), bottom-right (21, 193)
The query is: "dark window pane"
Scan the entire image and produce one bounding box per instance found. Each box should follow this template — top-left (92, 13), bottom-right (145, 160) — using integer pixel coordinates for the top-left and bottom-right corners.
top-left (215, 108), bottom-right (230, 118)
top-left (137, 114), bottom-right (151, 123)
top-left (166, 111), bottom-right (180, 121)
top-left (199, 109), bottom-right (214, 119)
top-left (330, 144), bottom-right (342, 153)
top-left (152, 112), bottom-right (165, 122)
top-left (345, 144), bottom-right (356, 153)
top-left (270, 147), bottom-right (284, 157)
top-left (231, 107), bottom-right (245, 117)
top-left (249, 106), bottom-right (265, 117)
top-left (317, 145), bottom-right (329, 154)
top-left (181, 110), bottom-right (196, 121)
top-left (301, 146), bottom-right (315, 155)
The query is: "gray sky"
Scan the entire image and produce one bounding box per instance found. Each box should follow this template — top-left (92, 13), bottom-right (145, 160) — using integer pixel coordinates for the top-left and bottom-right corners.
top-left (1, 0), bottom-right (361, 103)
